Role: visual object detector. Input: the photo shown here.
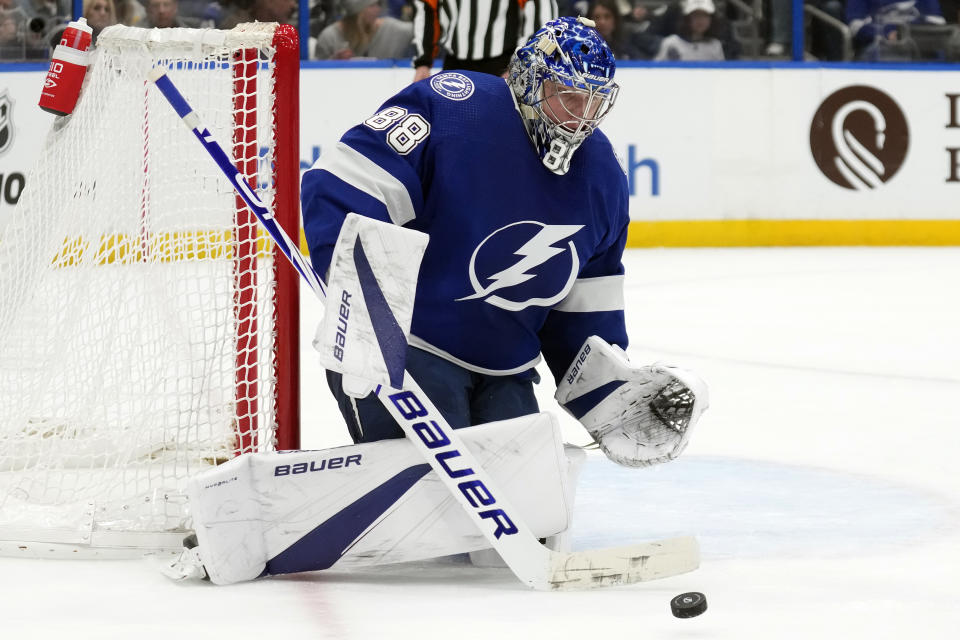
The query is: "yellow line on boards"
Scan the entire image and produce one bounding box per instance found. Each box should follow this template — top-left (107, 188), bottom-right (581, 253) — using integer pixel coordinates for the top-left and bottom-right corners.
top-left (301, 220), bottom-right (960, 253)
top-left (64, 220), bottom-right (958, 266)
top-left (50, 230), bottom-right (277, 267)
top-left (626, 220), bottom-right (960, 248)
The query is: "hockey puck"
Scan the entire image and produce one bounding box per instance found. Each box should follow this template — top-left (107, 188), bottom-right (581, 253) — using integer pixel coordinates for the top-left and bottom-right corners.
top-left (670, 592), bottom-right (707, 618)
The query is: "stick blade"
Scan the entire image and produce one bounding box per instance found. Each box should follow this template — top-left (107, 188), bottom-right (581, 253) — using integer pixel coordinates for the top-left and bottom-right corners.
top-left (546, 536), bottom-right (700, 591)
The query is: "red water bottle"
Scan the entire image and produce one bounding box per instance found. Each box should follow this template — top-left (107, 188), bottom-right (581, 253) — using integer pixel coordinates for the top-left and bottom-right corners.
top-left (38, 17), bottom-right (94, 117)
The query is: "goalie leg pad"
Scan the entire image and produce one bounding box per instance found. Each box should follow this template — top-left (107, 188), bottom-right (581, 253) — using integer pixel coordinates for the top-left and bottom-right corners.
top-left (554, 336), bottom-right (708, 468)
top-left (543, 444), bottom-right (586, 552)
top-left (468, 443), bottom-right (585, 567)
top-left (186, 412), bottom-right (572, 585)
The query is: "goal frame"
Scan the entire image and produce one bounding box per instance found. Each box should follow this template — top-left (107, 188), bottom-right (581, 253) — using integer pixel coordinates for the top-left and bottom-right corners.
top-left (243, 25), bottom-right (301, 454)
top-left (0, 23), bottom-right (301, 556)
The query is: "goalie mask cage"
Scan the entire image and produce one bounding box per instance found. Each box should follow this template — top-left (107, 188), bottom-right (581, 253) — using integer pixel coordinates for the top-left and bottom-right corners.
top-left (0, 23), bottom-right (300, 554)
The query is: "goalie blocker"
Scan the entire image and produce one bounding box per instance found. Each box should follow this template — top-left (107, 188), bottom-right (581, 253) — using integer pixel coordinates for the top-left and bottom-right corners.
top-left (555, 336), bottom-right (708, 468)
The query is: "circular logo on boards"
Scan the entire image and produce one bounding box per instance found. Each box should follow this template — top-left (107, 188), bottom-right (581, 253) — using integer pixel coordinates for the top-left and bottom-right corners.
top-left (809, 86), bottom-right (908, 190)
top-left (429, 72), bottom-right (475, 101)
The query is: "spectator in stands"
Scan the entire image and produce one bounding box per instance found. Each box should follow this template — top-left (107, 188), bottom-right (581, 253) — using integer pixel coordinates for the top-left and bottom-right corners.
top-left (556, 0), bottom-right (587, 15)
top-left (385, 0), bottom-right (411, 20)
top-left (0, 3), bottom-right (46, 58)
top-left (309, 0), bottom-right (337, 39)
top-left (15, 0), bottom-right (67, 57)
top-left (20, 0), bottom-right (66, 21)
top-left (83, 0), bottom-right (116, 41)
top-left (764, 0), bottom-right (789, 55)
top-left (315, 0), bottom-right (413, 59)
top-left (177, 0), bottom-right (221, 25)
top-left (623, 2), bottom-right (668, 58)
top-left (942, 0), bottom-right (959, 22)
top-left (220, 0), bottom-right (296, 29)
top-left (115, 0), bottom-right (145, 24)
top-left (143, 0), bottom-right (199, 26)
top-left (653, 0), bottom-right (727, 60)
top-left (650, 0), bottom-right (739, 58)
top-left (0, 0), bottom-right (24, 19)
top-left (21, 15), bottom-right (48, 56)
top-left (807, 0), bottom-right (847, 60)
top-left (0, 9), bottom-right (25, 58)
top-left (847, 0), bottom-right (946, 57)
top-left (588, 0), bottom-right (647, 58)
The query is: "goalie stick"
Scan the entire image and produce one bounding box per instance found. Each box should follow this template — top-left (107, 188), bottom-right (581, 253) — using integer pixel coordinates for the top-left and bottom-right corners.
top-left (149, 67), bottom-right (699, 590)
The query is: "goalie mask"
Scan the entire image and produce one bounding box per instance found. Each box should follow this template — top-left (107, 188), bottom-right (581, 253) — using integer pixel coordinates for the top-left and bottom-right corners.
top-left (508, 16), bottom-right (619, 175)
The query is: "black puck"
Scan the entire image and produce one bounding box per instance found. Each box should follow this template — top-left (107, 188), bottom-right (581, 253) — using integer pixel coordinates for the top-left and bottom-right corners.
top-left (670, 591), bottom-right (707, 618)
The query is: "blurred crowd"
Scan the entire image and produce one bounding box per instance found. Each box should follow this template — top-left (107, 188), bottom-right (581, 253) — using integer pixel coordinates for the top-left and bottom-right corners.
top-left (1, 0), bottom-right (959, 62)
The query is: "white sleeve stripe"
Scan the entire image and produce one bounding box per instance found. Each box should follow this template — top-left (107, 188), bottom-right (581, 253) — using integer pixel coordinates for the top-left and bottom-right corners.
top-left (314, 142), bottom-right (417, 226)
top-left (553, 275), bottom-right (625, 313)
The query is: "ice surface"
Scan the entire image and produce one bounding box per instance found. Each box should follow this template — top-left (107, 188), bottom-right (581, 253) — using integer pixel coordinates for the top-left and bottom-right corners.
top-left (3, 247), bottom-right (958, 639)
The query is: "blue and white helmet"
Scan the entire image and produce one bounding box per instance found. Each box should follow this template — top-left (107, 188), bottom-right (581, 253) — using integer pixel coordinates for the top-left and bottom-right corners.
top-left (508, 16), bottom-right (619, 175)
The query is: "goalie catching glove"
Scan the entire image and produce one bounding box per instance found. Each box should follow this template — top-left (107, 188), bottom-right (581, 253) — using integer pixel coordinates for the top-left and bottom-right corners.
top-left (554, 336), bottom-right (708, 468)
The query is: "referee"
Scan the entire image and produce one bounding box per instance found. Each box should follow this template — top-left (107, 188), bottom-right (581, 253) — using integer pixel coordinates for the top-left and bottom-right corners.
top-left (412, 0), bottom-right (558, 81)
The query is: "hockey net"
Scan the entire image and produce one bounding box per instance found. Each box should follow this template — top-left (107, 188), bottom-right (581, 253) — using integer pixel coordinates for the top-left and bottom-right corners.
top-left (0, 23), bottom-right (300, 554)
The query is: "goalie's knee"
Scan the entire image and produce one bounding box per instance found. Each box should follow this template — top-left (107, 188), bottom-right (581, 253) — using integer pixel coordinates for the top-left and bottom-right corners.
top-left (470, 442), bottom-right (585, 567)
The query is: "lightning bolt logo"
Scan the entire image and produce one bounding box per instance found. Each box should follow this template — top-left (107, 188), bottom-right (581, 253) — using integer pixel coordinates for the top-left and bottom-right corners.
top-left (457, 221), bottom-right (583, 312)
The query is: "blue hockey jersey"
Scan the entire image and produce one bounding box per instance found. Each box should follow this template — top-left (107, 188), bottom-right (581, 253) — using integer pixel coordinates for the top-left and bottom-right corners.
top-left (846, 0), bottom-right (945, 46)
top-left (301, 71), bottom-right (630, 383)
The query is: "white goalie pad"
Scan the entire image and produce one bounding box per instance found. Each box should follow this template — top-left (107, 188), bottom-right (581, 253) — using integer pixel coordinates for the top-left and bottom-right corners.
top-left (314, 213), bottom-right (429, 391)
top-left (186, 412), bottom-right (572, 585)
top-left (555, 336), bottom-right (709, 468)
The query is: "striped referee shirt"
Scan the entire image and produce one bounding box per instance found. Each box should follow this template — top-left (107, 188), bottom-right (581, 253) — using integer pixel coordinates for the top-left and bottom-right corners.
top-left (412, 0), bottom-right (558, 68)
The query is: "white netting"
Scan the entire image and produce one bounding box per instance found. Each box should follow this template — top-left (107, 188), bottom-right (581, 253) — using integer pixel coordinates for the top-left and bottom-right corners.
top-left (0, 23), bottom-right (293, 550)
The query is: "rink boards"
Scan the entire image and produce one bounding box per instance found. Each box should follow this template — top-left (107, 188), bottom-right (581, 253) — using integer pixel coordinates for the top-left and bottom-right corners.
top-left (2, 63), bottom-right (959, 245)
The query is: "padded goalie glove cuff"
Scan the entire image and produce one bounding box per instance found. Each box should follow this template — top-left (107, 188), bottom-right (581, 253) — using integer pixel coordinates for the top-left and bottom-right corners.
top-left (554, 336), bottom-right (709, 468)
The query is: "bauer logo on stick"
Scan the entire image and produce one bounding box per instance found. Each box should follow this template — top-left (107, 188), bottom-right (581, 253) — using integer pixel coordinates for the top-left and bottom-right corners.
top-left (388, 388), bottom-right (520, 539)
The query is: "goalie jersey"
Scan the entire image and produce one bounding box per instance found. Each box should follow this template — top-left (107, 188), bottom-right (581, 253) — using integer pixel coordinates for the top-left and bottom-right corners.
top-left (301, 71), bottom-right (629, 382)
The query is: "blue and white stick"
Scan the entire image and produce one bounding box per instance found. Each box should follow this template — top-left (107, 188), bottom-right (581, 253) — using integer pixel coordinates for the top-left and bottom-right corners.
top-left (150, 68), bottom-right (325, 300)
